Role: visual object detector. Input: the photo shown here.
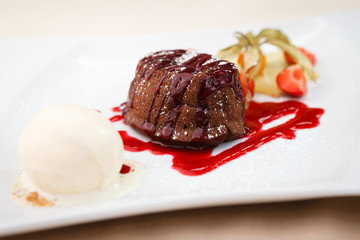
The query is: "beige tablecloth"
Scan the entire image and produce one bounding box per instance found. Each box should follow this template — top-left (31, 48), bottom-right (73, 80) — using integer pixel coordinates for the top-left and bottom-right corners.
top-left (3, 197), bottom-right (360, 240)
top-left (1, 0), bottom-right (360, 239)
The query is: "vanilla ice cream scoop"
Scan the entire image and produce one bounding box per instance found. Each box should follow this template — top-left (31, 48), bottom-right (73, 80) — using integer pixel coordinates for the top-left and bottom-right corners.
top-left (18, 104), bottom-right (124, 195)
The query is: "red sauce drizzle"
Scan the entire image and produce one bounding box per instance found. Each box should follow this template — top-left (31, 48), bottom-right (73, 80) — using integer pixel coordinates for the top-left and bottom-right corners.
top-left (112, 100), bottom-right (324, 176)
top-left (112, 106), bottom-right (121, 112)
top-left (110, 115), bottom-right (123, 122)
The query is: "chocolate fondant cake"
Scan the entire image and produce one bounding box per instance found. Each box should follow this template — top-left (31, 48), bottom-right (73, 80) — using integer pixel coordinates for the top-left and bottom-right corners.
top-left (121, 49), bottom-right (246, 147)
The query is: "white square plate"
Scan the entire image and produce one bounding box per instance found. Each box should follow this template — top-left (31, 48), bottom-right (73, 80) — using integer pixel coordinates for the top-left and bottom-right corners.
top-left (1, 10), bottom-right (360, 237)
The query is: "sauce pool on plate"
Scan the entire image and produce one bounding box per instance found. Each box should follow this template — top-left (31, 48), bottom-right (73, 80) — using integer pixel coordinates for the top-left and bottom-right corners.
top-left (110, 100), bottom-right (324, 176)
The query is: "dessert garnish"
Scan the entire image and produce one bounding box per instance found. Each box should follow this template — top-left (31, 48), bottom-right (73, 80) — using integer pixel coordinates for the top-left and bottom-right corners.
top-left (217, 28), bottom-right (317, 102)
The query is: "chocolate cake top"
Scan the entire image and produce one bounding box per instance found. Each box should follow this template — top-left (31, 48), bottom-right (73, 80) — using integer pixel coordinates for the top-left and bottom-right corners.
top-left (122, 49), bottom-right (245, 146)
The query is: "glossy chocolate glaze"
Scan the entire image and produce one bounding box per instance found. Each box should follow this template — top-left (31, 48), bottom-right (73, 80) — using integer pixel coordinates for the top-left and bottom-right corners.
top-left (122, 49), bottom-right (245, 147)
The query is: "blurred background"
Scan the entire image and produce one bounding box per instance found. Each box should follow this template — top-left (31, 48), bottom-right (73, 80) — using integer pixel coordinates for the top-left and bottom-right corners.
top-left (1, 0), bottom-right (359, 36)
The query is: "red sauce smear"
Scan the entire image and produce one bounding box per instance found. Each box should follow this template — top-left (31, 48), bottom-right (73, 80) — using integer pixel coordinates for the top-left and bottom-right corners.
top-left (112, 106), bottom-right (121, 112)
top-left (112, 100), bottom-right (324, 176)
top-left (110, 115), bottom-right (123, 122)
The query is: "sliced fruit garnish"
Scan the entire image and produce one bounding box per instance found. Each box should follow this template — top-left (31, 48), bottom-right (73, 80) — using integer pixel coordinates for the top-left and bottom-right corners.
top-left (237, 51), bottom-right (245, 66)
top-left (258, 54), bottom-right (266, 76)
top-left (264, 39), bottom-right (317, 81)
top-left (237, 47), bottom-right (266, 76)
top-left (276, 65), bottom-right (307, 97)
top-left (285, 47), bottom-right (316, 66)
top-left (217, 29), bottom-right (318, 102)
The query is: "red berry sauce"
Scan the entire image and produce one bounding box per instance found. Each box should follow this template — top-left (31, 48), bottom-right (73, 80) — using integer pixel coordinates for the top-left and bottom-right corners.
top-left (109, 115), bottom-right (123, 123)
top-left (111, 100), bottom-right (324, 176)
top-left (119, 164), bottom-right (131, 174)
